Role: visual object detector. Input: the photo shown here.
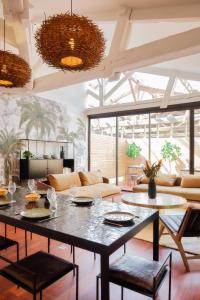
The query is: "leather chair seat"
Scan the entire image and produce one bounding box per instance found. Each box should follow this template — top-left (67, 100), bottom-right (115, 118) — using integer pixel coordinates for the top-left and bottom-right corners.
top-left (0, 251), bottom-right (75, 292)
top-left (160, 215), bottom-right (184, 233)
top-left (0, 236), bottom-right (18, 251)
top-left (109, 255), bottom-right (168, 292)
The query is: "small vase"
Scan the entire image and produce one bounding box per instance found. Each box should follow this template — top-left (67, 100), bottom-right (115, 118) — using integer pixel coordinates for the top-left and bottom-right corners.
top-left (148, 178), bottom-right (156, 199)
top-left (60, 146), bottom-right (65, 159)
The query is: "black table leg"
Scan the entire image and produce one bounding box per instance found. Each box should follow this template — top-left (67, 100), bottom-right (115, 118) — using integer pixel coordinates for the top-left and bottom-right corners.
top-left (153, 211), bottom-right (159, 261)
top-left (100, 254), bottom-right (110, 300)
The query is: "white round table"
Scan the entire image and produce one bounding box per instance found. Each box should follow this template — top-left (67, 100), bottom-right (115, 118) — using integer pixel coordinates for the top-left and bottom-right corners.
top-left (122, 192), bottom-right (186, 209)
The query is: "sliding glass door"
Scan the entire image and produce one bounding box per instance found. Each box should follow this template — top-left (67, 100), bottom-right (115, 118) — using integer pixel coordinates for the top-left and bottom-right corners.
top-left (194, 109), bottom-right (200, 174)
top-left (89, 106), bottom-right (198, 190)
top-left (150, 111), bottom-right (189, 175)
top-left (90, 117), bottom-right (116, 183)
top-left (118, 115), bottom-right (149, 190)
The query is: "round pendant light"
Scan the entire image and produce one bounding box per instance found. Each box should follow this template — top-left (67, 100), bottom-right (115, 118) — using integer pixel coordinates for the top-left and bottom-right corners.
top-left (0, 20), bottom-right (31, 88)
top-left (35, 3), bottom-right (105, 71)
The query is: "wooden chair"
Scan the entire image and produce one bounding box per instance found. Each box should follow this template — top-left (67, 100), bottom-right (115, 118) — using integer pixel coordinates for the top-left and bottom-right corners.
top-left (160, 207), bottom-right (200, 272)
top-left (96, 253), bottom-right (172, 300)
top-left (0, 251), bottom-right (79, 300)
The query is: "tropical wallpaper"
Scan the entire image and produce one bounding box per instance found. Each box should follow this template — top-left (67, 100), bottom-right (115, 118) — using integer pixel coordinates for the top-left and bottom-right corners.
top-left (0, 94), bottom-right (87, 182)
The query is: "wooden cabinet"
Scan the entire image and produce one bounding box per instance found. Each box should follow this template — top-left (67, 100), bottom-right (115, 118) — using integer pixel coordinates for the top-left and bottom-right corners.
top-left (20, 159), bottom-right (74, 180)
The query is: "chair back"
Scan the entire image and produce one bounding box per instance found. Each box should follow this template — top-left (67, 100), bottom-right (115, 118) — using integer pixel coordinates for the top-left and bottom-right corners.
top-left (178, 208), bottom-right (200, 237)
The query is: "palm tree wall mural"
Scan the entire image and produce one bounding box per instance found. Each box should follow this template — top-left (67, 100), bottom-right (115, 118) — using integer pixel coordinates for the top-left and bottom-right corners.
top-left (0, 94), bottom-right (87, 180)
top-left (19, 100), bottom-right (57, 139)
top-left (0, 129), bottom-right (23, 184)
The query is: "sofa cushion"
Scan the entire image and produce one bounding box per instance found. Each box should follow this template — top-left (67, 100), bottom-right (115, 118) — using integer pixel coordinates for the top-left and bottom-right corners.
top-left (48, 172), bottom-right (81, 191)
top-left (57, 183), bottom-right (121, 198)
top-left (133, 184), bottom-right (200, 201)
top-left (141, 175), bottom-right (176, 186)
top-left (181, 175), bottom-right (200, 188)
top-left (156, 175), bottom-right (177, 187)
top-left (140, 176), bottom-right (149, 184)
top-left (79, 171), bottom-right (103, 186)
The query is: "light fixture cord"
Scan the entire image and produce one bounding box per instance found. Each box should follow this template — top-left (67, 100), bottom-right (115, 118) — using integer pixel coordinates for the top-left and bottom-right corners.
top-left (70, 0), bottom-right (73, 15)
top-left (3, 19), bottom-right (5, 51)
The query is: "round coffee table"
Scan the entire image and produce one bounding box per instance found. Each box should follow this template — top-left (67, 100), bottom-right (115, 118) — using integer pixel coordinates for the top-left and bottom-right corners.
top-left (122, 192), bottom-right (186, 209)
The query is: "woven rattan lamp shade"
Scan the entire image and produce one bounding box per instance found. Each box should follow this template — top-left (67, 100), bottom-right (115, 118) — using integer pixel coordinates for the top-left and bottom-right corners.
top-left (0, 50), bottom-right (31, 88)
top-left (35, 13), bottom-right (105, 71)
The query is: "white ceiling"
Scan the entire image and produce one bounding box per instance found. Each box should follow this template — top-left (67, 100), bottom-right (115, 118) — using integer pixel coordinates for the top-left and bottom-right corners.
top-left (1, 0), bottom-right (200, 92)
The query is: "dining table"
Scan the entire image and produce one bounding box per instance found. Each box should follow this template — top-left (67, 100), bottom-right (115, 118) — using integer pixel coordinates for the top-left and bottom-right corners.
top-left (0, 188), bottom-right (159, 300)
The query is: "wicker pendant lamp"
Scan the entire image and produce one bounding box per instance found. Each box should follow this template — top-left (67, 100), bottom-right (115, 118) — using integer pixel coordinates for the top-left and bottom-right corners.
top-left (35, 0), bottom-right (105, 71)
top-left (0, 20), bottom-right (31, 88)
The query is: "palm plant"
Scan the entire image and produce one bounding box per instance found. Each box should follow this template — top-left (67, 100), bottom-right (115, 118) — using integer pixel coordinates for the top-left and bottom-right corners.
top-left (19, 100), bottom-right (56, 139)
top-left (0, 129), bottom-right (23, 184)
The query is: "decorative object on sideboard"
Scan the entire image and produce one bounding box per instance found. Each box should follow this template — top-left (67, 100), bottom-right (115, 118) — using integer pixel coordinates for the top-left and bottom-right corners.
top-left (143, 160), bottom-right (162, 199)
top-left (22, 150), bottom-right (34, 160)
top-left (0, 20), bottom-right (31, 88)
top-left (35, 0), bottom-right (105, 71)
top-left (60, 146), bottom-right (65, 159)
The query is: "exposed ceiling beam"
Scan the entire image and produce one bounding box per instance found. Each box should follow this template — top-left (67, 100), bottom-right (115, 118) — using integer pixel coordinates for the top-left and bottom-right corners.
top-left (31, 3), bottom-right (200, 23)
top-left (34, 26), bottom-right (200, 92)
top-left (0, 18), bottom-right (16, 47)
top-left (139, 66), bottom-right (200, 81)
top-left (109, 6), bottom-right (132, 56)
top-left (34, 61), bottom-right (108, 93)
top-left (112, 27), bottom-right (200, 73)
top-left (133, 4), bottom-right (200, 22)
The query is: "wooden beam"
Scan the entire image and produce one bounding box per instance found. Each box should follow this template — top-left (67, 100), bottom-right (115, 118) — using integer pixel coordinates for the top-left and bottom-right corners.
top-left (133, 4), bottom-right (200, 22)
top-left (34, 62), bottom-right (108, 92)
top-left (109, 6), bottom-right (132, 56)
top-left (34, 26), bottom-right (200, 92)
top-left (139, 67), bottom-right (200, 81)
top-left (31, 3), bottom-right (200, 23)
top-left (112, 27), bottom-right (200, 73)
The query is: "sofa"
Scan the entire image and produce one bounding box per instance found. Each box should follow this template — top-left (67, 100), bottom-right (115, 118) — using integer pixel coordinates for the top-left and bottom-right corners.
top-left (39, 171), bottom-right (121, 198)
top-left (133, 174), bottom-right (200, 201)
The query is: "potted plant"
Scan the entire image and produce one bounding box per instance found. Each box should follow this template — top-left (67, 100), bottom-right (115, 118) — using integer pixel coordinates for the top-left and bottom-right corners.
top-left (161, 141), bottom-right (181, 174)
top-left (22, 150), bottom-right (34, 160)
top-left (125, 142), bottom-right (141, 159)
top-left (143, 160), bottom-right (162, 199)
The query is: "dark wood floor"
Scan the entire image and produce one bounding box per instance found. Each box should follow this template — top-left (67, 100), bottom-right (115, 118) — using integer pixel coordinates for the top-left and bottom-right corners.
top-left (0, 223), bottom-right (200, 300)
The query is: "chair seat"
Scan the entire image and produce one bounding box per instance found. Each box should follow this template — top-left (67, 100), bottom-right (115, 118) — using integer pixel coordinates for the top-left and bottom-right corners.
top-left (160, 215), bottom-right (184, 233)
top-left (0, 251), bottom-right (75, 292)
top-left (109, 255), bottom-right (167, 293)
top-left (0, 236), bottom-right (18, 251)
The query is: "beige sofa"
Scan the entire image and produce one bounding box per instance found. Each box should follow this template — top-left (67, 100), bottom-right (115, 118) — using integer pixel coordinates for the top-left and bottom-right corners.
top-left (39, 171), bottom-right (121, 198)
top-left (133, 175), bottom-right (200, 201)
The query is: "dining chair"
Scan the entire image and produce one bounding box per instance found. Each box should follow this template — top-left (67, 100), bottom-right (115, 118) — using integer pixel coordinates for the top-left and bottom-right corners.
top-left (0, 235), bottom-right (19, 263)
top-left (160, 207), bottom-right (200, 272)
top-left (96, 252), bottom-right (172, 300)
top-left (0, 250), bottom-right (79, 300)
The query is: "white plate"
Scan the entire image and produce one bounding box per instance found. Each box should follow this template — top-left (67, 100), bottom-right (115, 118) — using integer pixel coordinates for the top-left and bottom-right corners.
top-left (0, 200), bottom-right (16, 206)
top-left (103, 211), bottom-right (134, 223)
top-left (20, 208), bottom-right (52, 219)
top-left (72, 197), bottom-right (94, 204)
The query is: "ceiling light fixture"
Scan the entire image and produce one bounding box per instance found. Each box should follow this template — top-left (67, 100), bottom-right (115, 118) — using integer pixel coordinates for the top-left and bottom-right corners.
top-left (0, 20), bottom-right (31, 88)
top-left (35, 0), bottom-right (105, 71)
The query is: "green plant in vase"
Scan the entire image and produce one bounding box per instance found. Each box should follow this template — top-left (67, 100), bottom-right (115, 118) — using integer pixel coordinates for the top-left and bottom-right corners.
top-left (161, 141), bottom-right (181, 174)
top-left (125, 142), bottom-right (141, 159)
top-left (22, 150), bottom-right (34, 159)
top-left (0, 129), bottom-right (23, 185)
